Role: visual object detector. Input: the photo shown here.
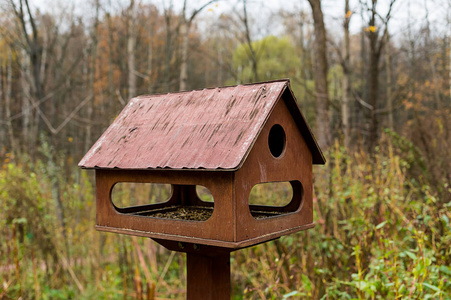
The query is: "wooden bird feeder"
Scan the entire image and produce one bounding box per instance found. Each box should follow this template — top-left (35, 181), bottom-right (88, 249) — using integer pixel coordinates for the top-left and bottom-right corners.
top-left (79, 79), bottom-right (325, 299)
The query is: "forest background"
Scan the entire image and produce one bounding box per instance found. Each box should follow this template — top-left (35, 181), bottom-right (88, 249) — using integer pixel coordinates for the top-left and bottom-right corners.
top-left (0, 0), bottom-right (450, 298)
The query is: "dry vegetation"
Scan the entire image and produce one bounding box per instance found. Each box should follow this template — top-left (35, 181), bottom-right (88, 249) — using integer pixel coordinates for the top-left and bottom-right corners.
top-left (1, 132), bottom-right (450, 299)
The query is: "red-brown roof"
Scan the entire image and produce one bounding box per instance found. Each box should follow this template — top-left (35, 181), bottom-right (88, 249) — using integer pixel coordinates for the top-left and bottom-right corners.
top-left (79, 79), bottom-right (325, 170)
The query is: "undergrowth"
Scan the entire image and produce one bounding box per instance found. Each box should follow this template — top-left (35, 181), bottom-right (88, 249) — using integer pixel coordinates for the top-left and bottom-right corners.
top-left (0, 134), bottom-right (450, 299)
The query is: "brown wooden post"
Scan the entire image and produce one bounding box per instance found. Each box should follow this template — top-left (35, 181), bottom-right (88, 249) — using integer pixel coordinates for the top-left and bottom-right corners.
top-left (186, 252), bottom-right (231, 300)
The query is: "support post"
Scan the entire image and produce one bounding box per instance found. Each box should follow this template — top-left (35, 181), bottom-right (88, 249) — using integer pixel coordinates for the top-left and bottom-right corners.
top-left (186, 252), bottom-right (231, 300)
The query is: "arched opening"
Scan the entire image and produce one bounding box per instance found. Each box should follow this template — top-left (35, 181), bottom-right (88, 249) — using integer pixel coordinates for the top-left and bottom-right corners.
top-left (112, 182), bottom-right (172, 208)
top-left (196, 185), bottom-right (214, 203)
top-left (248, 181), bottom-right (303, 220)
top-left (112, 184), bottom-right (214, 222)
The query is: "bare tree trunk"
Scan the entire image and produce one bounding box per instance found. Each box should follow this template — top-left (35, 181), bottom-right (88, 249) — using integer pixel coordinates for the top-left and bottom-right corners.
top-left (385, 31), bottom-right (393, 130)
top-left (407, 1), bottom-right (416, 124)
top-left (179, 21), bottom-right (189, 91)
top-left (423, 0), bottom-right (442, 110)
top-left (242, 0), bottom-right (258, 82)
top-left (342, 0), bottom-right (352, 148)
top-left (9, 0), bottom-right (48, 154)
top-left (5, 50), bottom-right (17, 151)
top-left (449, 6), bottom-right (451, 105)
top-left (307, 0), bottom-right (331, 149)
top-left (163, 2), bottom-right (173, 91)
top-left (147, 17), bottom-right (154, 93)
top-left (368, 17), bottom-right (381, 150)
top-left (39, 30), bottom-right (48, 92)
top-left (0, 60), bottom-right (4, 147)
top-left (365, 0), bottom-right (396, 151)
top-left (85, 0), bottom-right (100, 153)
top-left (24, 0), bottom-right (43, 144)
top-left (106, 5), bottom-right (115, 114)
top-left (299, 8), bottom-right (308, 101)
top-left (368, 55), bottom-right (380, 150)
top-left (127, 0), bottom-right (136, 99)
top-left (179, 0), bottom-right (217, 90)
top-left (355, 26), bottom-right (367, 142)
top-left (180, 0), bottom-right (190, 91)
top-left (21, 49), bottom-right (31, 151)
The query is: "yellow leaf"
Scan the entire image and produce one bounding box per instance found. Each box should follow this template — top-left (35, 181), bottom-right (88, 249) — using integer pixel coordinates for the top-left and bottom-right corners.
top-left (68, 137), bottom-right (73, 143)
top-left (345, 10), bottom-right (352, 18)
top-left (364, 26), bottom-right (377, 32)
top-left (208, 8), bottom-right (213, 12)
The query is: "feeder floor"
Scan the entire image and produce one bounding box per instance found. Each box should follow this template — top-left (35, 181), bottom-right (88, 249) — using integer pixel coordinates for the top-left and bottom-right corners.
top-left (128, 205), bottom-right (286, 221)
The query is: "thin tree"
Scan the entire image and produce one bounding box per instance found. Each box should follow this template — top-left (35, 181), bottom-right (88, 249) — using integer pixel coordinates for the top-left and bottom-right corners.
top-left (179, 0), bottom-right (218, 91)
top-left (385, 29), bottom-right (393, 130)
top-left (299, 6), bottom-right (309, 101)
top-left (362, 0), bottom-right (397, 151)
top-left (85, 0), bottom-right (100, 152)
top-left (342, 0), bottom-right (352, 148)
top-left (449, 2), bottom-right (451, 104)
top-left (9, 0), bottom-right (43, 151)
top-left (106, 1), bottom-right (116, 110)
top-left (127, 0), bottom-right (137, 99)
top-left (5, 48), bottom-right (18, 151)
top-left (240, 0), bottom-right (258, 82)
top-left (307, 0), bottom-right (331, 149)
top-left (163, 1), bottom-right (174, 91)
top-left (0, 52), bottom-right (4, 147)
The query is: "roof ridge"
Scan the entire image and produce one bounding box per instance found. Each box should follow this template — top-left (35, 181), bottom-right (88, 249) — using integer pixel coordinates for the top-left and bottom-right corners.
top-left (134, 79), bottom-right (291, 99)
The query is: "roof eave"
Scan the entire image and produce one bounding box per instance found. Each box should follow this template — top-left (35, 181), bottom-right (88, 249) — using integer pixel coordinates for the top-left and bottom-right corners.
top-left (282, 83), bottom-right (326, 165)
top-left (78, 166), bottom-right (239, 171)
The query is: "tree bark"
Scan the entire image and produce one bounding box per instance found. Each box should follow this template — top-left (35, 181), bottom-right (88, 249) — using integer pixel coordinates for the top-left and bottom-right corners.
top-left (5, 50), bottom-right (18, 151)
top-left (147, 16), bottom-right (154, 93)
top-left (307, 0), bottom-right (331, 149)
top-left (367, 14), bottom-right (381, 150)
top-left (179, 20), bottom-right (189, 90)
top-left (164, 4), bottom-right (173, 91)
top-left (127, 0), bottom-right (136, 99)
top-left (0, 59), bottom-right (4, 147)
top-left (23, 0), bottom-right (43, 146)
top-left (242, 0), bottom-right (258, 82)
top-left (365, 0), bottom-right (396, 151)
top-left (21, 49), bottom-right (31, 151)
top-left (85, 0), bottom-right (100, 153)
top-left (449, 12), bottom-right (451, 105)
top-left (180, 0), bottom-right (190, 91)
top-left (368, 51), bottom-right (380, 150)
top-left (299, 9), bottom-right (308, 101)
top-left (179, 0), bottom-right (218, 90)
top-left (342, 0), bottom-right (352, 148)
top-left (385, 31), bottom-right (393, 130)
top-left (106, 8), bottom-right (115, 113)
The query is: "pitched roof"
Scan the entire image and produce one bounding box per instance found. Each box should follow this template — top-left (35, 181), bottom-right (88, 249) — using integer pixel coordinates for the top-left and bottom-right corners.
top-left (78, 79), bottom-right (325, 170)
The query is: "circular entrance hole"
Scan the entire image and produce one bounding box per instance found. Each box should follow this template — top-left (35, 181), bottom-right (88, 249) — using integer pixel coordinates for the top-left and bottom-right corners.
top-left (268, 124), bottom-right (286, 158)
